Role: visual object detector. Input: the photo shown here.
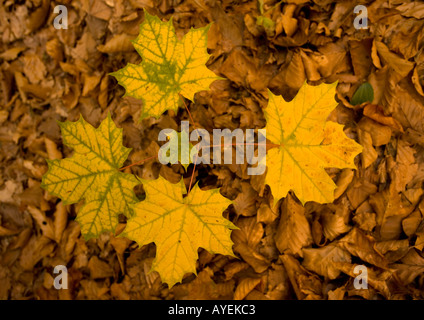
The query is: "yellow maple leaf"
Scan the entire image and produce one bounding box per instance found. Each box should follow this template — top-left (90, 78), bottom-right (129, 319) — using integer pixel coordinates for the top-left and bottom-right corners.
top-left (41, 114), bottom-right (140, 239)
top-left (264, 82), bottom-right (363, 205)
top-left (111, 11), bottom-right (220, 120)
top-left (122, 176), bottom-right (236, 287)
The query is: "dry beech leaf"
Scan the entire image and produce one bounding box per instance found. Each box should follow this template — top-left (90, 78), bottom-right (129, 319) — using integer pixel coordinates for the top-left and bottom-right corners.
top-left (44, 137), bottom-right (62, 160)
top-left (53, 201), bottom-right (68, 243)
top-left (412, 67), bottom-right (424, 96)
top-left (374, 41), bottom-right (414, 78)
top-left (274, 194), bottom-right (313, 257)
top-left (26, 0), bottom-right (50, 34)
top-left (334, 169), bottom-right (354, 199)
top-left (27, 206), bottom-right (55, 241)
top-left (392, 87), bottom-right (424, 133)
top-left (19, 235), bottom-right (55, 271)
top-left (280, 254), bottom-right (322, 300)
top-left (389, 139), bottom-right (418, 192)
top-left (257, 203), bottom-right (278, 224)
top-left (375, 239), bottom-right (409, 262)
top-left (390, 249), bottom-right (424, 285)
top-left (368, 66), bottom-right (402, 113)
top-left (302, 244), bottom-right (351, 279)
top-left (97, 34), bottom-right (135, 53)
top-left (402, 210), bottom-right (422, 237)
top-left (233, 182), bottom-right (258, 217)
top-left (327, 286), bottom-right (346, 300)
top-left (346, 178), bottom-right (377, 209)
top-left (357, 129), bottom-right (377, 169)
top-left (0, 47), bottom-right (26, 61)
top-left (0, 226), bottom-right (19, 237)
top-left (358, 117), bottom-right (392, 147)
top-left (321, 208), bottom-right (351, 241)
top-left (232, 218), bottom-right (270, 273)
top-left (353, 211), bottom-right (377, 232)
top-left (396, 2), bottom-right (424, 19)
top-left (339, 228), bottom-right (388, 269)
top-left (363, 104), bottom-right (404, 132)
top-left (234, 277), bottom-right (261, 300)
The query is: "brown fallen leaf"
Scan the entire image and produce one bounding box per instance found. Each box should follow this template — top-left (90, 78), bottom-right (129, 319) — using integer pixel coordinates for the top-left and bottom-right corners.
top-left (346, 176), bottom-right (377, 209)
top-left (357, 129), bottom-right (378, 169)
top-left (402, 210), bottom-right (422, 237)
top-left (358, 117), bottom-right (392, 147)
top-left (321, 206), bottom-right (351, 241)
top-left (88, 256), bottom-right (114, 280)
top-left (334, 169), bottom-right (354, 199)
top-left (97, 34), bottom-right (135, 53)
top-left (390, 249), bottom-right (424, 285)
top-left (233, 182), bottom-right (258, 217)
top-left (274, 194), bottom-right (313, 257)
top-left (353, 211), bottom-right (377, 232)
top-left (375, 239), bottom-right (409, 263)
top-left (19, 235), bottom-right (55, 271)
top-left (232, 217), bottom-right (270, 273)
top-left (234, 277), bottom-right (261, 300)
top-left (388, 139), bottom-right (418, 192)
top-left (27, 206), bottom-right (55, 240)
top-left (26, 0), bottom-right (50, 34)
top-left (280, 254), bottom-right (322, 300)
top-left (374, 41), bottom-right (414, 78)
top-left (363, 104), bottom-right (404, 132)
top-left (302, 243), bottom-right (351, 279)
top-left (53, 202), bottom-right (68, 243)
top-left (339, 228), bottom-right (388, 269)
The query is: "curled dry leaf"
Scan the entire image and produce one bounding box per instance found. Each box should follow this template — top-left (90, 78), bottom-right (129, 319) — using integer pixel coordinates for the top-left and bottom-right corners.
top-left (302, 244), bottom-right (351, 279)
top-left (334, 169), bottom-right (354, 199)
top-left (280, 254), bottom-right (322, 300)
top-left (321, 207), bottom-right (351, 241)
top-left (390, 249), bottom-right (424, 285)
top-left (339, 228), bottom-right (388, 269)
top-left (358, 117), bottom-right (392, 147)
top-left (233, 182), bottom-right (258, 217)
top-left (53, 202), bottom-right (68, 243)
top-left (234, 277), bottom-right (261, 300)
top-left (363, 104), bottom-right (404, 132)
top-left (232, 217), bottom-right (270, 273)
top-left (97, 34), bottom-right (135, 53)
top-left (274, 194), bottom-right (313, 257)
top-left (27, 206), bottom-right (55, 241)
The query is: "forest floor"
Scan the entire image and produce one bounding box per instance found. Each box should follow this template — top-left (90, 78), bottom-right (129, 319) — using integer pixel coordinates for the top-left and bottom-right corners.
top-left (1, 0), bottom-right (424, 300)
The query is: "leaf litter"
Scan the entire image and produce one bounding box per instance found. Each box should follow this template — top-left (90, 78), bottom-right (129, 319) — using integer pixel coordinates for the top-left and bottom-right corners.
top-left (1, 0), bottom-right (424, 300)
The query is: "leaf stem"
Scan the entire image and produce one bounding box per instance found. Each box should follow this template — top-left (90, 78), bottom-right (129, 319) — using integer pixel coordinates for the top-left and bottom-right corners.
top-left (179, 94), bottom-right (198, 130)
top-left (119, 155), bottom-right (158, 171)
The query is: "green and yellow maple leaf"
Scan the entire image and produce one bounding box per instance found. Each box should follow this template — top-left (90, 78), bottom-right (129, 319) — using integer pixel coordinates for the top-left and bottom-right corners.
top-left (41, 114), bottom-right (139, 239)
top-left (122, 176), bottom-right (236, 287)
top-left (264, 82), bottom-right (363, 205)
top-left (111, 11), bottom-right (220, 120)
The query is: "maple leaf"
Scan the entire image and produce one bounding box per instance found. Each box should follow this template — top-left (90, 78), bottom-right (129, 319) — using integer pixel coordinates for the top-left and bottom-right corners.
top-left (264, 82), bottom-right (363, 205)
top-left (41, 114), bottom-right (139, 239)
top-left (122, 176), bottom-right (236, 287)
top-left (111, 11), bottom-right (220, 120)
